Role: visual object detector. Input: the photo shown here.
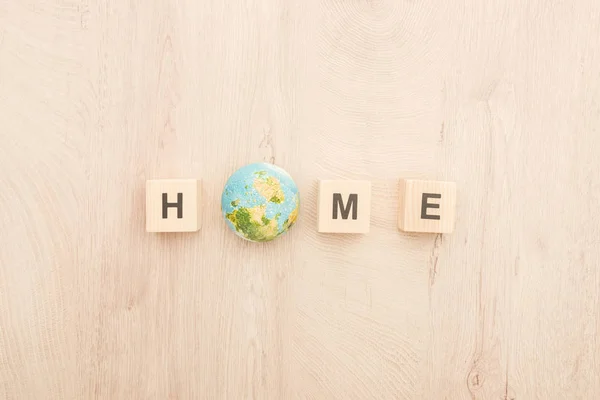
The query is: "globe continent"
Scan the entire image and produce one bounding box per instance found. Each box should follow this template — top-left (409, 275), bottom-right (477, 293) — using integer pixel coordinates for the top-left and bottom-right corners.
top-left (221, 163), bottom-right (300, 242)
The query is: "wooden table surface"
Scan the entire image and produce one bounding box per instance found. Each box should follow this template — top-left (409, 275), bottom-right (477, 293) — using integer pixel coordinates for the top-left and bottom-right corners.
top-left (1, 0), bottom-right (599, 398)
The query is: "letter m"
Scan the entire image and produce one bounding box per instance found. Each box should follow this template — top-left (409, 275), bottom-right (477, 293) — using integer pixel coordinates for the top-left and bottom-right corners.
top-left (332, 193), bottom-right (358, 220)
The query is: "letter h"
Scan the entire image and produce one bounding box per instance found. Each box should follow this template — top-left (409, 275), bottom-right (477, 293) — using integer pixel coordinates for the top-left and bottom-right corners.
top-left (162, 193), bottom-right (183, 219)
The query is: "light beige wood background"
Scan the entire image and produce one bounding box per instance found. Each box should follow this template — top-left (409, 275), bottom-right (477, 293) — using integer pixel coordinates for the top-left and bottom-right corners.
top-left (1, 0), bottom-right (599, 399)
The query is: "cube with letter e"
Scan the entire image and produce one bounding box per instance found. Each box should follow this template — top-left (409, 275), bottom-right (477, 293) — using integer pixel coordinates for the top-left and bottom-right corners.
top-left (398, 179), bottom-right (456, 233)
top-left (146, 179), bottom-right (201, 232)
top-left (317, 180), bottom-right (371, 233)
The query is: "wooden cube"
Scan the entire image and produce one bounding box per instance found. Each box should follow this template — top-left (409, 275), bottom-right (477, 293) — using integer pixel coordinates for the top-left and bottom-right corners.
top-left (317, 180), bottom-right (371, 233)
top-left (146, 179), bottom-right (201, 232)
top-left (398, 179), bottom-right (456, 233)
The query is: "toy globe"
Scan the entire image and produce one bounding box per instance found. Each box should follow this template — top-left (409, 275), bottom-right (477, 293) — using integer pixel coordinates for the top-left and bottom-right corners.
top-left (221, 163), bottom-right (300, 242)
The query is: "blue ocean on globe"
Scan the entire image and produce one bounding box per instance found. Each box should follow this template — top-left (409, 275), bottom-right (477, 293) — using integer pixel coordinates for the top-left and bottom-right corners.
top-left (221, 163), bottom-right (300, 242)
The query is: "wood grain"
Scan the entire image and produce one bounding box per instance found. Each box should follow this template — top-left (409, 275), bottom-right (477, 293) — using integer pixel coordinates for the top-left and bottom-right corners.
top-left (1, 0), bottom-right (599, 399)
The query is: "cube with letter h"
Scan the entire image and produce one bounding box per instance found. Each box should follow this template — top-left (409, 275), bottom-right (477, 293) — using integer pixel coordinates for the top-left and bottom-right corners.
top-left (146, 179), bottom-right (201, 232)
top-left (398, 179), bottom-right (456, 233)
top-left (317, 180), bottom-right (371, 233)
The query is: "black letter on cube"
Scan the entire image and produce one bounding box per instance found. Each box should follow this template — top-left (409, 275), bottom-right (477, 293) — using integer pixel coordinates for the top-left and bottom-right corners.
top-left (333, 193), bottom-right (358, 220)
top-left (162, 193), bottom-right (183, 219)
top-left (421, 193), bottom-right (441, 220)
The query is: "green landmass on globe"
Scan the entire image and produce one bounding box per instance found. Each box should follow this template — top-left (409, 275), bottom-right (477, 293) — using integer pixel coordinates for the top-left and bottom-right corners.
top-left (222, 164), bottom-right (299, 242)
